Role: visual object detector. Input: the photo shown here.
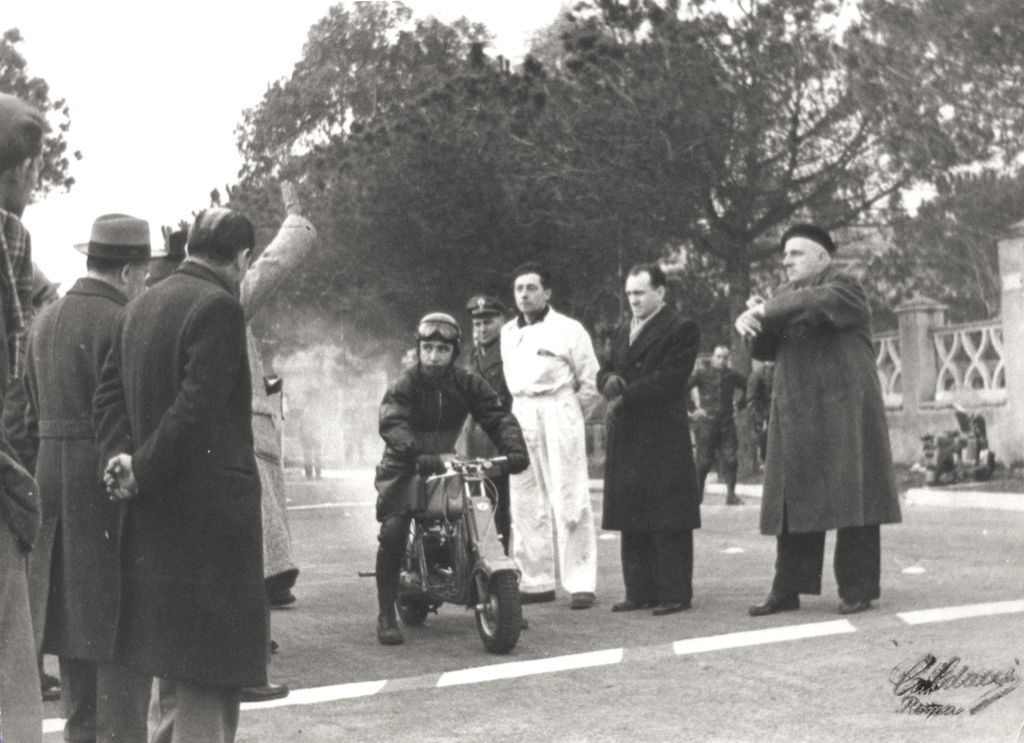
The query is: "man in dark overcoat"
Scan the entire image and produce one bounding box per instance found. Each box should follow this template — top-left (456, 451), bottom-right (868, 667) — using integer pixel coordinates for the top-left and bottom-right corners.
top-left (735, 223), bottom-right (901, 617)
top-left (94, 208), bottom-right (267, 741)
top-left (460, 294), bottom-right (513, 553)
top-left (597, 264), bottom-right (701, 616)
top-left (24, 214), bottom-right (151, 741)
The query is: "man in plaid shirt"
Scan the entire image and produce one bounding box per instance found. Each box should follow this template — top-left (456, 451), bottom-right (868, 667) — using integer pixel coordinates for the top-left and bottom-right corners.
top-left (0, 91), bottom-right (46, 743)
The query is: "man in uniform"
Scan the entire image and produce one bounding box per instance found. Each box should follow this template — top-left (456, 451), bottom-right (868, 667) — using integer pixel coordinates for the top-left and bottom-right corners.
top-left (501, 263), bottom-right (601, 610)
top-left (0, 91), bottom-right (47, 743)
top-left (24, 214), bottom-right (151, 742)
top-left (736, 223), bottom-right (901, 616)
top-left (746, 360), bottom-right (775, 468)
top-left (461, 294), bottom-right (513, 553)
top-left (688, 345), bottom-right (747, 505)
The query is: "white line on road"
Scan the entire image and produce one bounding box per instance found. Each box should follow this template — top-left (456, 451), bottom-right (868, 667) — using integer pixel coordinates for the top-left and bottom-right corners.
top-left (241, 680), bottom-right (387, 710)
top-left (436, 648), bottom-right (625, 687)
top-left (897, 598), bottom-right (1024, 625)
top-left (673, 620), bottom-right (855, 656)
top-left (288, 501), bottom-right (375, 510)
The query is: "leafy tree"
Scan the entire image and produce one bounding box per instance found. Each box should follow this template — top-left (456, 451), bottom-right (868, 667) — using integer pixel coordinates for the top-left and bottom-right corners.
top-left (545, 0), bottom-right (1024, 364)
top-left (863, 169), bottom-right (1024, 325)
top-left (0, 28), bottom-right (79, 193)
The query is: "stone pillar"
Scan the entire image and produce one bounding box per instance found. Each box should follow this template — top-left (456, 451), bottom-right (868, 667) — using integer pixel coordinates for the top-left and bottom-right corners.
top-left (896, 295), bottom-right (947, 409)
top-left (998, 221), bottom-right (1024, 457)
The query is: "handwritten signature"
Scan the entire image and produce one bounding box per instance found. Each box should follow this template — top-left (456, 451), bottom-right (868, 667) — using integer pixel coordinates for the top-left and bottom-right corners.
top-left (889, 654), bottom-right (1021, 717)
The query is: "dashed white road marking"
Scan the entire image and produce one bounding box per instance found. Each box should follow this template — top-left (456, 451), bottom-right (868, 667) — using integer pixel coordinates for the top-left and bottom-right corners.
top-left (901, 566), bottom-right (926, 575)
top-left (41, 598), bottom-right (1024, 734)
top-left (288, 501), bottom-right (375, 511)
top-left (897, 598), bottom-right (1024, 625)
top-left (437, 648), bottom-right (624, 687)
top-left (673, 620), bottom-right (855, 656)
top-left (722, 547), bottom-right (745, 554)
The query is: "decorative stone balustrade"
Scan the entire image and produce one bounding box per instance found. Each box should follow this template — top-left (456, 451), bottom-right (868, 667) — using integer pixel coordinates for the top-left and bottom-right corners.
top-left (872, 331), bottom-right (902, 409)
top-left (930, 321), bottom-right (1005, 404)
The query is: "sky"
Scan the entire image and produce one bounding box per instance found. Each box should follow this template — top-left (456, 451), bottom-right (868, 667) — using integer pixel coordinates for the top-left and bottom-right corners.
top-left (10, 0), bottom-right (566, 292)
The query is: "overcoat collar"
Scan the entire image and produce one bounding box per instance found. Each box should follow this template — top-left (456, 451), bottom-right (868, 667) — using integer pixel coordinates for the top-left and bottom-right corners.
top-left (179, 259), bottom-right (237, 296)
top-left (67, 277), bottom-right (128, 306)
top-left (620, 305), bottom-right (673, 367)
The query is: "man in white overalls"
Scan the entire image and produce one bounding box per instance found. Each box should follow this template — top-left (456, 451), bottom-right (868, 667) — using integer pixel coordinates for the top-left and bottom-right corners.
top-left (501, 263), bottom-right (601, 610)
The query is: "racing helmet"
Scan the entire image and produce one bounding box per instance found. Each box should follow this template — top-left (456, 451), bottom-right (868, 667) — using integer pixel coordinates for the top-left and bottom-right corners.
top-left (415, 312), bottom-right (462, 360)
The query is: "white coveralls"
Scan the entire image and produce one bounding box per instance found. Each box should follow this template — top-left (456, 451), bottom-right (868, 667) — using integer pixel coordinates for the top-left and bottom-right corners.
top-left (501, 307), bottom-right (600, 595)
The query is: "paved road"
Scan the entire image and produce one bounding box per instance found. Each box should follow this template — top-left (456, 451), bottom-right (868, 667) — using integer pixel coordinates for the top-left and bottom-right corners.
top-left (44, 471), bottom-right (1024, 742)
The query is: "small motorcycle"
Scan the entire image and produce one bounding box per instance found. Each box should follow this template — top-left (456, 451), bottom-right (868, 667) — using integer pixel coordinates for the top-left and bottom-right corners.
top-left (920, 404), bottom-right (996, 485)
top-left (396, 456), bottom-right (522, 654)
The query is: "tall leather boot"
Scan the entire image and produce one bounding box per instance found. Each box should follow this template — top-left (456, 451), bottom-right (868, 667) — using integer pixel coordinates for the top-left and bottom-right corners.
top-left (725, 474), bottom-right (743, 505)
top-left (375, 548), bottom-right (404, 646)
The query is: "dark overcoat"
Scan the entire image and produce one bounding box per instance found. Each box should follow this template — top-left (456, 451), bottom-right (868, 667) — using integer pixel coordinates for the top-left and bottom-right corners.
top-left (752, 265), bottom-right (901, 535)
top-left (375, 363), bottom-right (526, 521)
top-left (597, 307), bottom-right (701, 532)
top-left (24, 278), bottom-right (125, 660)
top-left (93, 262), bottom-right (266, 688)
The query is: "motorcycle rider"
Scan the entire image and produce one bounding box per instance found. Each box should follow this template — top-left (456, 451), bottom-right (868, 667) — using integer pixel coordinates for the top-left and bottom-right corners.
top-left (373, 313), bottom-right (529, 646)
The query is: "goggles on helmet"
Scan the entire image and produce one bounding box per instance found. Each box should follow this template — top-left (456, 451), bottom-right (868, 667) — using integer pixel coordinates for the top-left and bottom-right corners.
top-left (416, 314), bottom-right (461, 343)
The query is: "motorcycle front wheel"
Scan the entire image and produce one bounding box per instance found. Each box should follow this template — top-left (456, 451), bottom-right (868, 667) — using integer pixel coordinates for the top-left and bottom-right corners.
top-left (475, 571), bottom-right (522, 654)
top-left (396, 595), bottom-right (430, 626)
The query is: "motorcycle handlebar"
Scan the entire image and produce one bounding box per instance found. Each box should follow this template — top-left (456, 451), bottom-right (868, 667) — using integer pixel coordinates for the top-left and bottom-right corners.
top-left (425, 456), bottom-right (509, 481)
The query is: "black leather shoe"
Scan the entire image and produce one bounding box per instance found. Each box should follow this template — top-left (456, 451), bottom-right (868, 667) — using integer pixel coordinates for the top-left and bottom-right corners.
top-left (748, 593), bottom-right (800, 616)
top-left (40, 672), bottom-right (61, 702)
top-left (239, 683), bottom-right (289, 703)
top-left (611, 599), bottom-right (654, 612)
top-left (377, 614), bottom-right (404, 645)
top-left (838, 598), bottom-right (871, 615)
top-left (725, 495), bottom-right (743, 506)
top-left (652, 600), bottom-right (691, 616)
top-left (520, 590), bottom-right (556, 604)
top-left (270, 592), bottom-right (297, 609)
top-left (570, 592), bottom-right (596, 610)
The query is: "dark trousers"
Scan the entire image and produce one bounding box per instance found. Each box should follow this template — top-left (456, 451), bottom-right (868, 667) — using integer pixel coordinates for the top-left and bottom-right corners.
top-left (695, 416), bottom-right (738, 499)
top-left (620, 530), bottom-right (693, 604)
top-left (376, 514), bottom-right (412, 614)
top-left (60, 657), bottom-right (150, 743)
top-left (771, 523), bottom-right (881, 603)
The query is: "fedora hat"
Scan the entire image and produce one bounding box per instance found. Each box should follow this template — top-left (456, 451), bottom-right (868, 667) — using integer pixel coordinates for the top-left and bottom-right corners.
top-left (75, 214), bottom-right (151, 261)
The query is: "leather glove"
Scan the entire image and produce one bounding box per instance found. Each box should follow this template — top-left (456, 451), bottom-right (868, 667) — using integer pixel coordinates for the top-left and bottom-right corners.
top-left (415, 454), bottom-right (446, 476)
top-left (505, 452), bottom-right (529, 475)
top-left (601, 374), bottom-right (626, 401)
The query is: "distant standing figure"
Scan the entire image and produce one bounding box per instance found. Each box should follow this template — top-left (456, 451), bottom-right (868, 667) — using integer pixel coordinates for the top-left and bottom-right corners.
top-left (298, 405), bottom-right (324, 480)
top-left (501, 263), bottom-right (601, 610)
top-left (736, 223), bottom-right (901, 617)
top-left (688, 345), bottom-right (747, 505)
top-left (598, 265), bottom-right (701, 616)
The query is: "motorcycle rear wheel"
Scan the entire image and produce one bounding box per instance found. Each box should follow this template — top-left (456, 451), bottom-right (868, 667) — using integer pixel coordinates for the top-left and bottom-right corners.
top-left (475, 572), bottom-right (522, 654)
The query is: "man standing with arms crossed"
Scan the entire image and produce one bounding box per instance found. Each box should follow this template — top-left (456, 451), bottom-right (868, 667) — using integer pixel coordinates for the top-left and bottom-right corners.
top-left (25, 214), bottom-right (151, 742)
top-left (735, 223), bottom-right (901, 617)
top-left (598, 265), bottom-right (701, 615)
top-left (501, 263), bottom-right (601, 610)
top-left (94, 208), bottom-right (267, 741)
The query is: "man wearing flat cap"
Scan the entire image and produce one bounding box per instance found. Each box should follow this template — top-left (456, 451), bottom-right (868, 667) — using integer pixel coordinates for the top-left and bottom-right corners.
top-left (24, 214), bottom-right (151, 741)
top-left (735, 223), bottom-right (901, 617)
top-left (94, 208), bottom-right (266, 741)
top-left (0, 91), bottom-right (47, 743)
top-left (460, 294), bottom-right (514, 552)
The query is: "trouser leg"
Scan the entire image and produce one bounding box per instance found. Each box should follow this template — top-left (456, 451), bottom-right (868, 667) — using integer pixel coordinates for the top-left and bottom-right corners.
top-left (94, 660), bottom-right (151, 743)
top-left (619, 531), bottom-right (655, 604)
top-left (771, 520), bottom-right (826, 596)
top-left (651, 530), bottom-right (693, 604)
top-left (509, 404), bottom-right (556, 594)
top-left (834, 524), bottom-right (881, 603)
top-left (60, 657), bottom-right (97, 742)
top-left (0, 526), bottom-right (41, 743)
top-left (375, 514), bottom-right (410, 615)
top-left (152, 679), bottom-right (239, 743)
top-left (719, 418), bottom-right (739, 499)
top-left (694, 420), bottom-right (715, 503)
